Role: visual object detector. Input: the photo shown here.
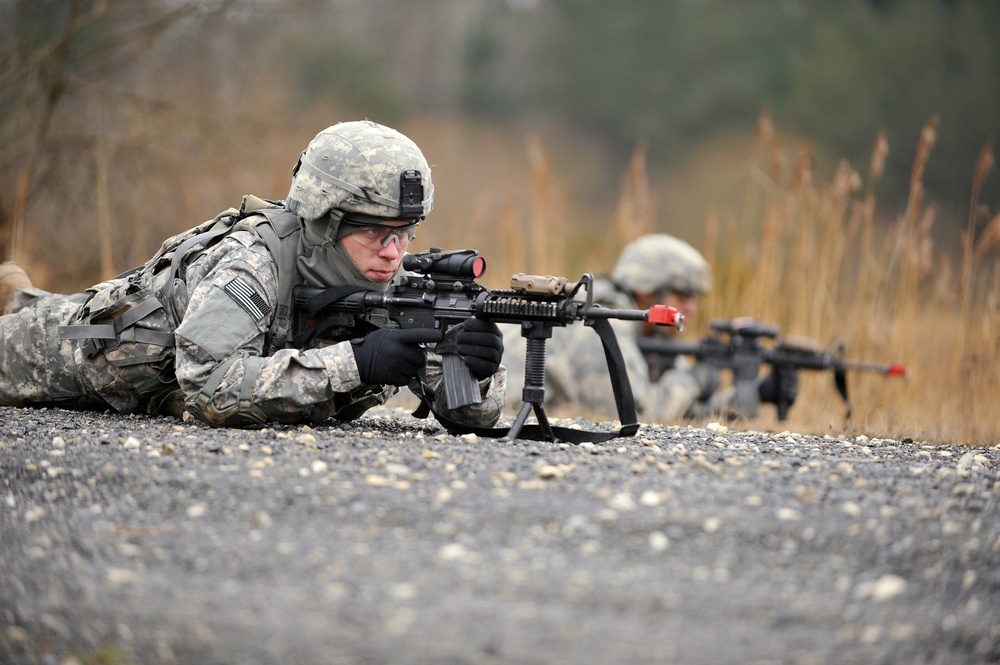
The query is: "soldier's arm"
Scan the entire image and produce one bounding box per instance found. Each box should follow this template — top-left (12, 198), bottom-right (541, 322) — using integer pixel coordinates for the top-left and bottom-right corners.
top-left (413, 355), bottom-right (506, 428)
top-left (650, 364), bottom-right (704, 421)
top-left (609, 321), bottom-right (706, 424)
top-left (612, 323), bottom-right (701, 423)
top-left (171, 234), bottom-right (370, 426)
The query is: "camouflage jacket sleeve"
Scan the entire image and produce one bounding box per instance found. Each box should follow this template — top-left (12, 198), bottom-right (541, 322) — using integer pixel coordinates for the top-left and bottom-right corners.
top-left (409, 355), bottom-right (506, 428)
top-left (172, 231), bottom-right (383, 426)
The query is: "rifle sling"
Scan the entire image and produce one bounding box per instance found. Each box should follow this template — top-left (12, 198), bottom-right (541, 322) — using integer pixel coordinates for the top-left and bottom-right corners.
top-left (291, 285), bottom-right (376, 347)
top-left (417, 317), bottom-right (641, 443)
top-left (834, 366), bottom-right (851, 420)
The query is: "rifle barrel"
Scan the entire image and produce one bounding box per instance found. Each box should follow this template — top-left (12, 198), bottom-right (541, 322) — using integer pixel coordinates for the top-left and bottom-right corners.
top-left (837, 358), bottom-right (908, 377)
top-left (585, 305), bottom-right (684, 329)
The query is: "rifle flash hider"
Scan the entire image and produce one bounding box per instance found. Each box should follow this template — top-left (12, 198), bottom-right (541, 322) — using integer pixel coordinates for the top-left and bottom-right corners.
top-left (648, 305), bottom-right (684, 332)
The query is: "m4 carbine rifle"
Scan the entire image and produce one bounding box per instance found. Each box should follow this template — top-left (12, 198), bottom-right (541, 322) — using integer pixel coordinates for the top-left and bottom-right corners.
top-left (292, 248), bottom-right (683, 442)
top-left (637, 317), bottom-right (906, 421)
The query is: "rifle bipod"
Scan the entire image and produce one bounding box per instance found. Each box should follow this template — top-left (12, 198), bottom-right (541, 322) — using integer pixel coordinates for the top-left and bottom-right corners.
top-left (503, 322), bottom-right (556, 442)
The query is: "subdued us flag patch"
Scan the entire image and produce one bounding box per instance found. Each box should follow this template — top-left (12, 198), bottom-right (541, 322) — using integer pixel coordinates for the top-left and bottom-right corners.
top-left (224, 276), bottom-right (271, 322)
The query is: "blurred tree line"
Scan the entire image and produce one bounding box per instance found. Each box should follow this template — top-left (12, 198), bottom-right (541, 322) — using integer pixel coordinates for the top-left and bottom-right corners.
top-left (2, 0), bottom-right (998, 282)
top-left (287, 0), bottom-right (999, 219)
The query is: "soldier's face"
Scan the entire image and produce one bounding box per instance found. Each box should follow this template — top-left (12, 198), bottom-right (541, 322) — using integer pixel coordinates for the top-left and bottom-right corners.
top-left (340, 221), bottom-right (413, 282)
top-left (636, 290), bottom-right (698, 337)
top-left (662, 290), bottom-right (698, 322)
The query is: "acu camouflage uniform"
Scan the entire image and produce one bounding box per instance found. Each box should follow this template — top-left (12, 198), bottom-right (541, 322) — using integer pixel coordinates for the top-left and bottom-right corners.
top-left (0, 121), bottom-right (505, 428)
top-left (503, 234), bottom-right (710, 423)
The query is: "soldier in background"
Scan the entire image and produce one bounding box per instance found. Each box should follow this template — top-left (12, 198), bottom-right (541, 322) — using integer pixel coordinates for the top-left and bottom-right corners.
top-left (504, 233), bottom-right (798, 423)
top-left (0, 120), bottom-right (505, 428)
top-left (503, 233), bottom-right (715, 423)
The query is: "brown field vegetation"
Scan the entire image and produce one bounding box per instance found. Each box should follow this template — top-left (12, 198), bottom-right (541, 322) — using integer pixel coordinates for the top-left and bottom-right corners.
top-left (467, 114), bottom-right (999, 446)
top-left (5, 108), bottom-right (997, 446)
top-left (718, 116), bottom-right (998, 447)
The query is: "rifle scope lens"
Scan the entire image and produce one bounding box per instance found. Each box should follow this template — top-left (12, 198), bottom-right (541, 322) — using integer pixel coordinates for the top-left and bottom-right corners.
top-left (441, 253), bottom-right (486, 278)
top-left (404, 251), bottom-right (486, 278)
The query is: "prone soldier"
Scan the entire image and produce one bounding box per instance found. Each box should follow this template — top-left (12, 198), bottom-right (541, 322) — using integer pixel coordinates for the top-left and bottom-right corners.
top-left (0, 120), bottom-right (506, 428)
top-left (502, 233), bottom-right (792, 423)
top-left (504, 233), bottom-right (713, 422)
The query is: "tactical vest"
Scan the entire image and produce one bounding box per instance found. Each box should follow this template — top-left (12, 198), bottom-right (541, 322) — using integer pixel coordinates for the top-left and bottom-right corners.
top-left (59, 195), bottom-right (303, 413)
top-left (153, 195), bottom-right (303, 350)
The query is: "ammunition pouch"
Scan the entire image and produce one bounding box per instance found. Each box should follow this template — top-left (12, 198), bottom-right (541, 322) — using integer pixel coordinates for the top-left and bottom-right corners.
top-left (331, 384), bottom-right (397, 422)
top-left (185, 354), bottom-right (268, 427)
top-left (59, 277), bottom-right (179, 413)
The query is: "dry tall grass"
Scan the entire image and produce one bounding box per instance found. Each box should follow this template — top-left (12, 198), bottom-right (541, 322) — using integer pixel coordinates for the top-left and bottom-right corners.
top-left (443, 114), bottom-right (997, 445)
top-left (7, 102), bottom-right (995, 445)
top-left (607, 115), bottom-right (997, 445)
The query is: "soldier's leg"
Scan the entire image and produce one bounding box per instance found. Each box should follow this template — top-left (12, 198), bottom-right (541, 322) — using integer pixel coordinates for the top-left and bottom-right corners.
top-left (0, 291), bottom-right (103, 408)
top-left (0, 262), bottom-right (32, 316)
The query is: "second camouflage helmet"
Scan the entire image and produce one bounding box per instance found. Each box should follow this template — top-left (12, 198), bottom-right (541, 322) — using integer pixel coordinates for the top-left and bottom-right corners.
top-left (286, 120), bottom-right (434, 225)
top-left (611, 233), bottom-right (711, 296)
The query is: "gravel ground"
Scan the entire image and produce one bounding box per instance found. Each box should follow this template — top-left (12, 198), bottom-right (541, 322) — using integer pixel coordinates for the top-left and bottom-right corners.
top-left (1, 404), bottom-right (998, 665)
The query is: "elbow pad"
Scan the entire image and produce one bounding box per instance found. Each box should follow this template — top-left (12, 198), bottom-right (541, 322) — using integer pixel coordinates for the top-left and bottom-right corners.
top-left (187, 355), bottom-right (268, 427)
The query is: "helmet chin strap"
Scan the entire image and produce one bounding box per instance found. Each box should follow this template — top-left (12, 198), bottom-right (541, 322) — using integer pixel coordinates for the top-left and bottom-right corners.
top-left (325, 209), bottom-right (347, 244)
top-left (296, 213), bottom-right (393, 292)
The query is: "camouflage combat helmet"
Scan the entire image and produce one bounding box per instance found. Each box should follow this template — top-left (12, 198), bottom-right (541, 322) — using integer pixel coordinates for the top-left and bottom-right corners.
top-left (286, 120), bottom-right (434, 237)
top-left (611, 233), bottom-right (711, 296)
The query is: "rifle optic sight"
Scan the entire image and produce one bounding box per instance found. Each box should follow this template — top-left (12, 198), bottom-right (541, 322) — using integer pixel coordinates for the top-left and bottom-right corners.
top-left (403, 248), bottom-right (486, 279)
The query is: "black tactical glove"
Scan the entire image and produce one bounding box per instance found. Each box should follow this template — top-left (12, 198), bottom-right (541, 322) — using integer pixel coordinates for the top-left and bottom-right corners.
top-left (758, 366), bottom-right (799, 406)
top-left (351, 328), bottom-right (443, 386)
top-left (454, 318), bottom-right (504, 380)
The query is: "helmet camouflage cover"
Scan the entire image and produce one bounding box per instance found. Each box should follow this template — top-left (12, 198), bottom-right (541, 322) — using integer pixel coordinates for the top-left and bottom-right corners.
top-left (286, 120), bottom-right (434, 225)
top-left (611, 233), bottom-right (711, 296)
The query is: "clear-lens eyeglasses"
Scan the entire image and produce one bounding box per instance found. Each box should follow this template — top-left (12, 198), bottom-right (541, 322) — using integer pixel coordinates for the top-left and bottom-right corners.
top-left (344, 222), bottom-right (417, 248)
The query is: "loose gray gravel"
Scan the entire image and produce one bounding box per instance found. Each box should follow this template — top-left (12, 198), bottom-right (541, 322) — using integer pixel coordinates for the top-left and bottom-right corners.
top-left (1, 404), bottom-right (998, 665)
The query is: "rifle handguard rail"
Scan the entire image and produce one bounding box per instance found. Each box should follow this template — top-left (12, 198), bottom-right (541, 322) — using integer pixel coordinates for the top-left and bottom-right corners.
top-left (290, 248), bottom-right (684, 440)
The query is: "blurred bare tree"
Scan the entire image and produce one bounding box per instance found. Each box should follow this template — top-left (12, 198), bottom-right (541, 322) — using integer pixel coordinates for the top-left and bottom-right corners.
top-left (0, 0), bottom-right (302, 288)
top-left (2, 0), bottom-right (997, 289)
